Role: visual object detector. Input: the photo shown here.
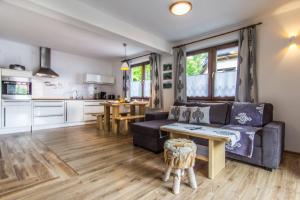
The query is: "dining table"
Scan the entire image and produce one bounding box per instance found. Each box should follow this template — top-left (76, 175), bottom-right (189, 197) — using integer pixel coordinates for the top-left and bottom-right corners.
top-left (101, 101), bottom-right (148, 134)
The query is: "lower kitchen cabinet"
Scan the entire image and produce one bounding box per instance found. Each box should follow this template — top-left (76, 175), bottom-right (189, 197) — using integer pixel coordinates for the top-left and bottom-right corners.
top-left (33, 101), bottom-right (65, 126)
top-left (66, 100), bottom-right (84, 123)
top-left (83, 101), bottom-right (104, 121)
top-left (2, 100), bottom-right (32, 128)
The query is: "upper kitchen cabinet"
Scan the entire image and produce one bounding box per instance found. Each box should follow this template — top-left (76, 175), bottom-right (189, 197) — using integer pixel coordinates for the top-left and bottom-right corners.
top-left (84, 74), bottom-right (115, 85)
top-left (65, 100), bottom-right (84, 123)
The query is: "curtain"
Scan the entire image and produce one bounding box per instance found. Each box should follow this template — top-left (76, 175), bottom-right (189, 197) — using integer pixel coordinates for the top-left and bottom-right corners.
top-left (122, 62), bottom-right (131, 98)
top-left (174, 47), bottom-right (187, 102)
top-left (149, 53), bottom-right (163, 109)
top-left (235, 26), bottom-right (258, 103)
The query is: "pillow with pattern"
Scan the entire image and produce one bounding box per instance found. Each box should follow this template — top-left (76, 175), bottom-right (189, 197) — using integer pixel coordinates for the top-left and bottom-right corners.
top-left (168, 106), bottom-right (180, 120)
top-left (189, 106), bottom-right (210, 124)
top-left (178, 106), bottom-right (190, 122)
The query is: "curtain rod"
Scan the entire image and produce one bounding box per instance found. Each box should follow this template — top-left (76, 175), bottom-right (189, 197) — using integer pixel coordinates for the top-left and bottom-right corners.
top-left (121, 53), bottom-right (152, 63)
top-left (173, 22), bottom-right (262, 49)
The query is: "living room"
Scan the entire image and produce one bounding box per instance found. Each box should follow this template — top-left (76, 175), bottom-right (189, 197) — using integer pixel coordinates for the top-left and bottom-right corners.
top-left (0, 0), bottom-right (299, 199)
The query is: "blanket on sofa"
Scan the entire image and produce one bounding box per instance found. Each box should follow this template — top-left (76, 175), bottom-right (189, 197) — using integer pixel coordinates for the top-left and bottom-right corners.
top-left (161, 123), bottom-right (261, 158)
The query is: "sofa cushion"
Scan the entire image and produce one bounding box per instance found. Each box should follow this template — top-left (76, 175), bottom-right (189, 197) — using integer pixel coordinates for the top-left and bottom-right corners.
top-left (200, 103), bottom-right (230, 125)
top-left (178, 106), bottom-right (190, 122)
top-left (230, 102), bottom-right (273, 127)
top-left (189, 106), bottom-right (210, 124)
top-left (168, 106), bottom-right (180, 120)
top-left (174, 102), bottom-right (230, 125)
top-left (130, 120), bottom-right (175, 136)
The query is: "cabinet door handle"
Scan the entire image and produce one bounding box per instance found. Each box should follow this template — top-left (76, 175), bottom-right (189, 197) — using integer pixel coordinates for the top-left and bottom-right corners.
top-left (3, 107), bottom-right (6, 127)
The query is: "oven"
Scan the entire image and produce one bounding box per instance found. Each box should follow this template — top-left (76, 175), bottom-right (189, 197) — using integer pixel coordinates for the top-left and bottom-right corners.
top-left (1, 76), bottom-right (32, 100)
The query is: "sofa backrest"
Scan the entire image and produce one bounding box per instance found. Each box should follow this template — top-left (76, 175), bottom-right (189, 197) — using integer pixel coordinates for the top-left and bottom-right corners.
top-left (230, 102), bottom-right (273, 127)
top-left (173, 101), bottom-right (273, 127)
top-left (173, 101), bottom-right (231, 125)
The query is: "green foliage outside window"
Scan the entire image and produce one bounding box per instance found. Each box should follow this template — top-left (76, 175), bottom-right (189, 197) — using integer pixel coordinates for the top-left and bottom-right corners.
top-left (132, 66), bottom-right (142, 82)
top-left (131, 64), bottom-right (151, 81)
top-left (186, 53), bottom-right (208, 76)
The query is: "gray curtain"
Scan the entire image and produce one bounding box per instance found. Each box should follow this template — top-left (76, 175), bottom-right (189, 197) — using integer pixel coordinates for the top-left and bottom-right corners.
top-left (149, 53), bottom-right (163, 109)
top-left (174, 47), bottom-right (187, 102)
top-left (235, 26), bottom-right (258, 103)
top-left (122, 61), bottom-right (131, 98)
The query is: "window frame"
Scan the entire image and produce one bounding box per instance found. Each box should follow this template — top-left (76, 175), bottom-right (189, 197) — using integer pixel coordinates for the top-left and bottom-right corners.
top-left (130, 61), bottom-right (151, 100)
top-left (186, 41), bottom-right (238, 101)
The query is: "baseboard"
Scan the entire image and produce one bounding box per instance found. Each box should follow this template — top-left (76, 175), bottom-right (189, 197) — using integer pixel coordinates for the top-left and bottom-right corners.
top-left (284, 150), bottom-right (300, 155)
top-left (0, 121), bottom-right (97, 134)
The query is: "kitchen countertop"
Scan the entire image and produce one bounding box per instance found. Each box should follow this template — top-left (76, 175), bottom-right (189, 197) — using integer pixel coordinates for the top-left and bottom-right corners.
top-left (32, 98), bottom-right (109, 101)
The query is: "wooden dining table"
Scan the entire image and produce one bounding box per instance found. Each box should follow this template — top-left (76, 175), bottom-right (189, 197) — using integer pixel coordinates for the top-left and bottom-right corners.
top-left (101, 101), bottom-right (148, 134)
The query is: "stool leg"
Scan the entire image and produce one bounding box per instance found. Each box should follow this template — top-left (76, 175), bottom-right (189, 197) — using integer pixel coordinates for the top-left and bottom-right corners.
top-left (188, 167), bottom-right (197, 189)
top-left (163, 166), bottom-right (172, 182)
top-left (173, 169), bottom-right (181, 195)
top-left (181, 169), bottom-right (185, 177)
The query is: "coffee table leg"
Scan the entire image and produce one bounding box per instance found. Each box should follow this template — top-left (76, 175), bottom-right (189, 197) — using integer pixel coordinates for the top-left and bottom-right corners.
top-left (208, 140), bottom-right (226, 179)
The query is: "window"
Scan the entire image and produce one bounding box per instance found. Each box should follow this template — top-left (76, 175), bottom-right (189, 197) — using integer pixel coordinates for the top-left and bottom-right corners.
top-left (186, 42), bottom-right (238, 100)
top-left (130, 61), bottom-right (151, 99)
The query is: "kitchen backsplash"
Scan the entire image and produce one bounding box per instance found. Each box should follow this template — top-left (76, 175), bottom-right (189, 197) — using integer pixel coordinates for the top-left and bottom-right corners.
top-left (0, 38), bottom-right (115, 99)
top-left (32, 77), bottom-right (114, 99)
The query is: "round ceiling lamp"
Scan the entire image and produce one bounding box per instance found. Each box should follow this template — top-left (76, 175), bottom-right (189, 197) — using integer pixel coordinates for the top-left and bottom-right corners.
top-left (120, 43), bottom-right (129, 71)
top-left (169, 1), bottom-right (192, 16)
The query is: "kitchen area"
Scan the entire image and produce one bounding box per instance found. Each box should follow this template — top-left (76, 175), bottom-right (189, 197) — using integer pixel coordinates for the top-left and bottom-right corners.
top-left (0, 41), bottom-right (119, 135)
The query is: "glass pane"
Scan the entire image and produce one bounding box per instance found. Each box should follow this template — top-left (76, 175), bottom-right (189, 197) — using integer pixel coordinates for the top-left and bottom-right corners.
top-left (130, 66), bottom-right (143, 97)
top-left (214, 46), bottom-right (238, 97)
top-left (186, 52), bottom-right (209, 97)
top-left (144, 64), bottom-right (151, 97)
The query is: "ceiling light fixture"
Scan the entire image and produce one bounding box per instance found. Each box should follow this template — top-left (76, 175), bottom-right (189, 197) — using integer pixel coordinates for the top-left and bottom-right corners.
top-left (169, 1), bottom-right (192, 16)
top-left (120, 43), bottom-right (129, 71)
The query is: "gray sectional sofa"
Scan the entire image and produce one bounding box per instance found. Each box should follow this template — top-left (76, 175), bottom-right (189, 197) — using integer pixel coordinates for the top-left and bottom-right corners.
top-left (130, 102), bottom-right (285, 170)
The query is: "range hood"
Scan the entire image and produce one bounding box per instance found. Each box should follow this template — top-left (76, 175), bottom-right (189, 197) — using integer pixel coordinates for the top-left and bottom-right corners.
top-left (35, 47), bottom-right (59, 78)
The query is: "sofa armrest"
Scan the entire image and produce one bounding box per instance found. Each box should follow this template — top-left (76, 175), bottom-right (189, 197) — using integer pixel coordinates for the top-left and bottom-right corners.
top-left (145, 112), bottom-right (169, 121)
top-left (262, 121), bottom-right (285, 169)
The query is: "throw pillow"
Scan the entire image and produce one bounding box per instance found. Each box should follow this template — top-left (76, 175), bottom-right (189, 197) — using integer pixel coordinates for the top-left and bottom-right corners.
top-left (189, 106), bottom-right (210, 124)
top-left (178, 106), bottom-right (190, 122)
top-left (230, 102), bottom-right (265, 126)
top-left (168, 106), bottom-right (180, 120)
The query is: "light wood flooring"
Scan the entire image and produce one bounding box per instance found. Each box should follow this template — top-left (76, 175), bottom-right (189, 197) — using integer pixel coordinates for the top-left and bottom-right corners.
top-left (0, 125), bottom-right (299, 200)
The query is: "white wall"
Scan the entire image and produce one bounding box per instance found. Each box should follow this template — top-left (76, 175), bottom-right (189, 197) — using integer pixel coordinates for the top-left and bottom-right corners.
top-left (0, 38), bottom-right (114, 99)
top-left (256, 3), bottom-right (300, 153)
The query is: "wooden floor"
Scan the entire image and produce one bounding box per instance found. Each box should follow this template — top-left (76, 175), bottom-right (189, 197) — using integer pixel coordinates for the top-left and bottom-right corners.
top-left (0, 125), bottom-right (299, 200)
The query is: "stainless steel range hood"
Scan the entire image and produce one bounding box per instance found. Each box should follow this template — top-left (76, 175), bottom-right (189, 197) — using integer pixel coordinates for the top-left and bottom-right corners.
top-left (35, 47), bottom-right (59, 78)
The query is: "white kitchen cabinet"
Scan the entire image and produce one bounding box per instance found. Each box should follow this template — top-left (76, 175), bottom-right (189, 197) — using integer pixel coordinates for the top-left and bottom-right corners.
top-left (66, 100), bottom-right (84, 123)
top-left (2, 100), bottom-right (32, 128)
top-left (33, 101), bottom-right (65, 126)
top-left (83, 101), bottom-right (104, 121)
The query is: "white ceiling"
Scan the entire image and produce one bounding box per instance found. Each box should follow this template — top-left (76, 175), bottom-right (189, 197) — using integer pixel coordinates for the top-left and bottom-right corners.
top-left (0, 0), bottom-right (284, 59)
top-left (0, 1), bottom-right (147, 59)
top-left (79, 0), bottom-right (282, 42)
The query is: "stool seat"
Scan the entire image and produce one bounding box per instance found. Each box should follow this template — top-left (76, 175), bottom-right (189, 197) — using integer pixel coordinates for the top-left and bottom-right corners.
top-left (163, 138), bottom-right (197, 194)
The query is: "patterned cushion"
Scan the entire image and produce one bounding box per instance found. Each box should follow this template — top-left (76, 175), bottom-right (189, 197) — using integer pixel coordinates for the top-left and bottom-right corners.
top-left (168, 106), bottom-right (180, 120)
top-left (230, 103), bottom-right (266, 126)
top-left (178, 107), bottom-right (190, 122)
top-left (189, 107), bottom-right (210, 124)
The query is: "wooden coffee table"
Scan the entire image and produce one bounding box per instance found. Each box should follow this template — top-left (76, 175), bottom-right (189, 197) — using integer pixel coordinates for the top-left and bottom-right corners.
top-left (160, 124), bottom-right (231, 179)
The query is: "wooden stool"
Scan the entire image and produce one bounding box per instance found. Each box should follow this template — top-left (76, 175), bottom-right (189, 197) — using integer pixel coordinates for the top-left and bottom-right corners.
top-left (163, 138), bottom-right (197, 195)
